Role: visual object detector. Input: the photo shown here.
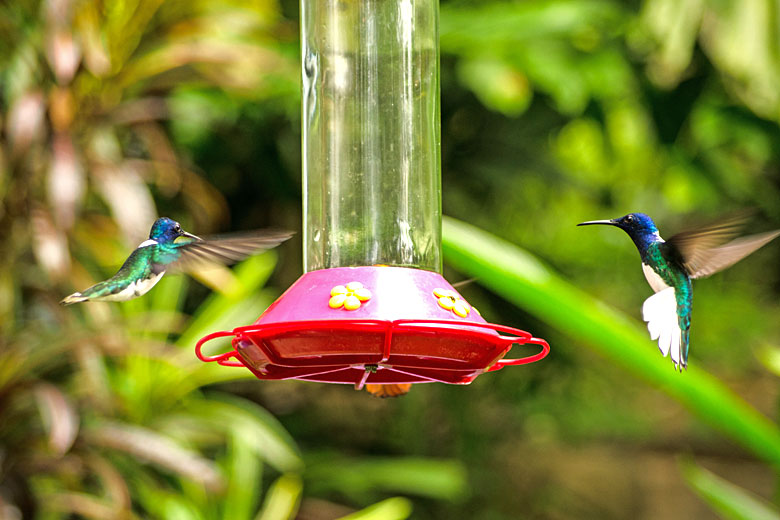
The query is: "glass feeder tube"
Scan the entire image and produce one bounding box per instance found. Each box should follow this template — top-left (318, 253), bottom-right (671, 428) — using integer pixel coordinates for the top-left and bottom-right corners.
top-left (301, 0), bottom-right (441, 273)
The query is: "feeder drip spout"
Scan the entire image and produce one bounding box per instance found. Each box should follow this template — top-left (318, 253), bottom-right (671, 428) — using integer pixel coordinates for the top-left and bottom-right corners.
top-left (301, 0), bottom-right (442, 273)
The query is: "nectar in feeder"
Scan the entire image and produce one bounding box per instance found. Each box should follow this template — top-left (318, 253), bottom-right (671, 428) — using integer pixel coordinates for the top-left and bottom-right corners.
top-left (196, 0), bottom-right (550, 396)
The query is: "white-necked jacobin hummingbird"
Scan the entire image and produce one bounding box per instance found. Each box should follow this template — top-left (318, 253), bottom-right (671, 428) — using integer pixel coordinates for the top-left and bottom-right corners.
top-left (578, 212), bottom-right (780, 370)
top-left (61, 217), bottom-right (293, 305)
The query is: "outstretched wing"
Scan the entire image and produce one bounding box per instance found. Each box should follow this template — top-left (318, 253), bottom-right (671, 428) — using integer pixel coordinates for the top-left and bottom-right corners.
top-left (164, 230), bottom-right (293, 271)
top-left (665, 211), bottom-right (779, 279)
top-left (683, 230), bottom-right (780, 279)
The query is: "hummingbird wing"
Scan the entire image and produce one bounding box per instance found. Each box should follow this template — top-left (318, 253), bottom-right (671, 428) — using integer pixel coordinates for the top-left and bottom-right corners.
top-left (683, 230), bottom-right (780, 279)
top-left (161, 230), bottom-right (294, 271)
top-left (664, 212), bottom-right (779, 278)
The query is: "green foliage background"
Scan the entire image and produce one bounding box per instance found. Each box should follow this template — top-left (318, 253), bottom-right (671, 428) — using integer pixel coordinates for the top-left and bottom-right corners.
top-left (2, 0), bottom-right (780, 518)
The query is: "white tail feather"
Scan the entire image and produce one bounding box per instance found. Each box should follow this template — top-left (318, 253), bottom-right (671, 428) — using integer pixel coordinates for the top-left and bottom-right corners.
top-left (642, 288), bottom-right (683, 367)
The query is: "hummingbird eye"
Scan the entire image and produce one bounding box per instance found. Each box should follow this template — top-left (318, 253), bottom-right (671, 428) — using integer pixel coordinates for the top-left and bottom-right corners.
top-left (626, 215), bottom-right (634, 222)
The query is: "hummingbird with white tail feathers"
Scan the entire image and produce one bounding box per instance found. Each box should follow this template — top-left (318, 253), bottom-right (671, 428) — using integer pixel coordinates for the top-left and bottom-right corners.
top-left (578, 212), bottom-right (779, 370)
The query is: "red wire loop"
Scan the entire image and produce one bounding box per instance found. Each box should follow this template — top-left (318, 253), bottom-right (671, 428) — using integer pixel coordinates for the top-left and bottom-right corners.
top-left (195, 329), bottom-right (239, 364)
top-left (488, 336), bottom-right (550, 371)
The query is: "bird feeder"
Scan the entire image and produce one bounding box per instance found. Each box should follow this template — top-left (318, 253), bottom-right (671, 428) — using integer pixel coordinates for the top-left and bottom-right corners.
top-left (196, 0), bottom-right (549, 390)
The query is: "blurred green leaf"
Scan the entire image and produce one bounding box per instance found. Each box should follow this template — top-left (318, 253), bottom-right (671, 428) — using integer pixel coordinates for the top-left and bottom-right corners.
top-left (337, 497), bottom-right (413, 520)
top-left (188, 394), bottom-right (304, 473)
top-left (680, 459), bottom-right (780, 520)
top-left (85, 421), bottom-right (224, 492)
top-left (135, 473), bottom-right (207, 520)
top-left (255, 474), bottom-right (303, 520)
top-left (757, 347), bottom-right (780, 378)
top-left (223, 429), bottom-right (264, 520)
top-left (440, 1), bottom-right (625, 51)
top-left (307, 457), bottom-right (467, 502)
top-left (457, 58), bottom-right (531, 117)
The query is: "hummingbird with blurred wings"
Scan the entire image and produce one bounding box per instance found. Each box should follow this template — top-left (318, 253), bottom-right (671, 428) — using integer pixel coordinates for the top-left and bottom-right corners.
top-left (578, 212), bottom-right (780, 370)
top-left (61, 217), bottom-right (293, 305)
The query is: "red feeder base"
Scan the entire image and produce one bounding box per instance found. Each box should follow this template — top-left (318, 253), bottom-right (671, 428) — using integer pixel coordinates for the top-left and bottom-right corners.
top-left (196, 266), bottom-right (549, 389)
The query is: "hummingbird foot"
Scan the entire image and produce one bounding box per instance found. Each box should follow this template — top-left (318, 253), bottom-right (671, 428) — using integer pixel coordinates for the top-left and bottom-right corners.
top-left (60, 292), bottom-right (88, 305)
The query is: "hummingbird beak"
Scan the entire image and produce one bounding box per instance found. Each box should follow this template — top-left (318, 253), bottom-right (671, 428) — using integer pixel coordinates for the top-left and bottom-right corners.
top-left (577, 219), bottom-right (618, 227)
top-left (181, 231), bottom-right (202, 241)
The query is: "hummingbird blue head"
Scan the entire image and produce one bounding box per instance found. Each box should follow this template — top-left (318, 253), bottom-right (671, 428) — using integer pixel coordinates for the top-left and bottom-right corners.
top-left (578, 213), bottom-right (661, 254)
top-left (149, 217), bottom-right (199, 244)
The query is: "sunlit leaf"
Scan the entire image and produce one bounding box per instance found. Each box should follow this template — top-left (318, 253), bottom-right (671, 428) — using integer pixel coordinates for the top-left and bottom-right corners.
top-left (134, 473), bottom-right (207, 520)
top-left (336, 497), bottom-right (413, 520)
top-left (757, 347), bottom-right (780, 378)
top-left (255, 474), bottom-right (302, 520)
top-left (457, 58), bottom-right (531, 117)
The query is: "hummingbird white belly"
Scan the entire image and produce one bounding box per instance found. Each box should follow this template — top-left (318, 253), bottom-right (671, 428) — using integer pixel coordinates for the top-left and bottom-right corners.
top-left (97, 271), bottom-right (166, 302)
top-left (642, 262), bottom-right (670, 293)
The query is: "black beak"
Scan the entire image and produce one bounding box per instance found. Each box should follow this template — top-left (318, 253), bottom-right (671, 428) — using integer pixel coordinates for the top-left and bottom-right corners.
top-left (577, 219), bottom-right (618, 227)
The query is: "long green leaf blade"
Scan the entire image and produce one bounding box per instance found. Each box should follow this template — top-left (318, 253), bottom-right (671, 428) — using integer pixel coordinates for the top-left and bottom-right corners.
top-left (306, 456), bottom-right (467, 502)
top-left (681, 459), bottom-right (780, 520)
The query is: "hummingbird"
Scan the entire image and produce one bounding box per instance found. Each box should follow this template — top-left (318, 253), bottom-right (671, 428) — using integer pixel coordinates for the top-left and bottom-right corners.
top-left (578, 212), bottom-right (780, 370)
top-left (61, 217), bottom-right (293, 305)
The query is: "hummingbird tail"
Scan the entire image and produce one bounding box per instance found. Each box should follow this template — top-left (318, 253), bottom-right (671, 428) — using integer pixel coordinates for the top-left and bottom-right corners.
top-left (642, 288), bottom-right (686, 370)
top-left (364, 383), bottom-right (412, 398)
top-left (60, 292), bottom-right (88, 305)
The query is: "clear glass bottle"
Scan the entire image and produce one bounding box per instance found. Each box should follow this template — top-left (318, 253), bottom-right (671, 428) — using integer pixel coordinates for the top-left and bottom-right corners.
top-left (301, 0), bottom-right (441, 273)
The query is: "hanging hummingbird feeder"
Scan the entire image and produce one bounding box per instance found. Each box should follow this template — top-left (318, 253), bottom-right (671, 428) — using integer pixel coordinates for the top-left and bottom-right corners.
top-left (195, 0), bottom-right (549, 393)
